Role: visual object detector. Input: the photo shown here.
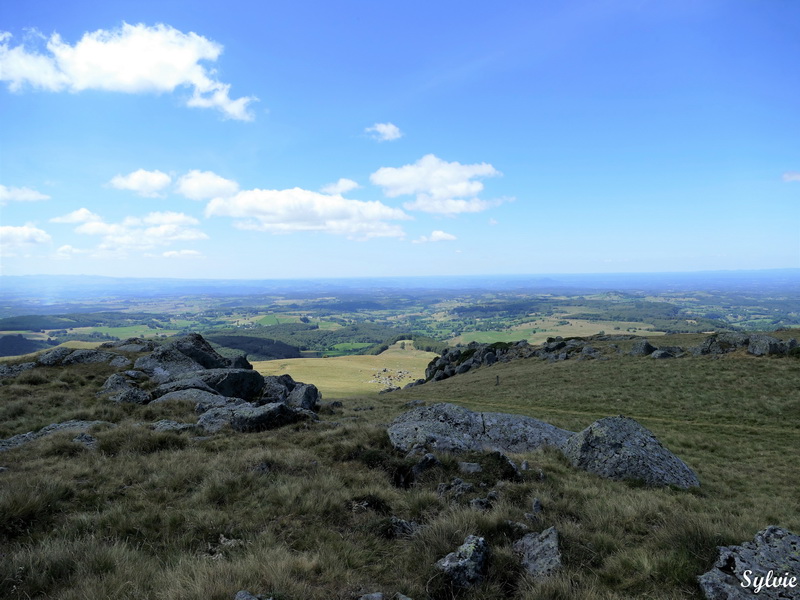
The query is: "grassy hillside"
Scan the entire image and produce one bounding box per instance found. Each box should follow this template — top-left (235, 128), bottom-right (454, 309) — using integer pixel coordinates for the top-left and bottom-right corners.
top-left (252, 341), bottom-right (437, 398)
top-left (0, 334), bottom-right (798, 599)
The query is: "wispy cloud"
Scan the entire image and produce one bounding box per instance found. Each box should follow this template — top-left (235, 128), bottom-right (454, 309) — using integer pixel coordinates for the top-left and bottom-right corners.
top-left (365, 122), bottom-right (403, 142)
top-left (0, 184), bottom-right (50, 205)
top-left (205, 187), bottom-right (410, 240)
top-left (412, 230), bottom-right (457, 244)
top-left (0, 23), bottom-right (257, 120)
top-left (782, 171), bottom-right (800, 183)
top-left (50, 207), bottom-right (102, 223)
top-left (321, 178), bottom-right (360, 195)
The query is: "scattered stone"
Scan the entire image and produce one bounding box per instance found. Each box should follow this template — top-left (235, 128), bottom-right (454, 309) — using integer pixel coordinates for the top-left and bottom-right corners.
top-left (650, 350), bottom-right (674, 359)
top-left (100, 337), bottom-right (158, 353)
top-left (459, 462), bottom-right (483, 474)
top-left (530, 498), bottom-right (543, 514)
top-left (411, 453), bottom-right (441, 480)
top-left (520, 460), bottom-right (530, 471)
top-left (562, 416), bottom-right (700, 488)
top-left (72, 432), bottom-right (97, 450)
top-left (437, 477), bottom-right (475, 500)
top-left (435, 535), bottom-right (490, 588)
top-left (698, 526), bottom-right (800, 599)
top-left (388, 403), bottom-right (574, 455)
top-left (469, 496), bottom-right (493, 511)
top-left (385, 517), bottom-right (420, 538)
top-left (514, 526), bottom-right (562, 578)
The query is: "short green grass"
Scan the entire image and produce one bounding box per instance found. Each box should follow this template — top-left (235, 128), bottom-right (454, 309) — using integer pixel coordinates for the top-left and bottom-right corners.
top-left (1, 335), bottom-right (798, 599)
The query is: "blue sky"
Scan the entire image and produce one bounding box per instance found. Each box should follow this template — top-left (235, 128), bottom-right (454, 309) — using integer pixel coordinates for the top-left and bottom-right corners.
top-left (1, 0), bottom-right (798, 279)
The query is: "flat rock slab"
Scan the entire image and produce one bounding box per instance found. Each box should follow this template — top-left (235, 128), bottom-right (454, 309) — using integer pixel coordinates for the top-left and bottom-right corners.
top-left (179, 368), bottom-right (265, 401)
top-left (698, 526), bottom-right (800, 599)
top-left (230, 403), bottom-right (317, 433)
top-left (562, 416), bottom-right (700, 489)
top-left (0, 420), bottom-right (114, 452)
top-left (388, 403), bottom-right (574, 454)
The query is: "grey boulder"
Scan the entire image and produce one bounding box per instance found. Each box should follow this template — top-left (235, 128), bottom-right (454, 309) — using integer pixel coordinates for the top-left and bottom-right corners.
top-left (697, 526), bottom-right (800, 599)
top-left (562, 416), bottom-right (700, 488)
top-left (513, 526), bottom-right (562, 578)
top-left (435, 535), bottom-right (490, 588)
top-left (180, 368), bottom-right (265, 401)
top-left (230, 403), bottom-right (317, 433)
top-left (388, 403), bottom-right (573, 454)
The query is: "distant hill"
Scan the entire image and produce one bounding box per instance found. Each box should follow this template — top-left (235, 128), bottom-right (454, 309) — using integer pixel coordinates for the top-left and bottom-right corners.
top-left (0, 334), bottom-right (52, 357)
top-left (206, 335), bottom-right (302, 360)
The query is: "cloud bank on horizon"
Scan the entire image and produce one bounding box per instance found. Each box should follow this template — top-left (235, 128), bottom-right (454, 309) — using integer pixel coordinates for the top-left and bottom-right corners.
top-left (1, 1), bottom-right (798, 278)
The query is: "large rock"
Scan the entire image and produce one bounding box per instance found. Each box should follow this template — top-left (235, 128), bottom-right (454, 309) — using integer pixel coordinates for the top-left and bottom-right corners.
top-left (0, 362), bottom-right (36, 378)
top-left (37, 346), bottom-right (74, 366)
top-left (180, 368), bottom-right (265, 401)
top-left (62, 349), bottom-right (124, 366)
top-left (261, 374), bottom-right (296, 403)
top-left (630, 339), bottom-right (657, 357)
top-left (151, 377), bottom-right (220, 399)
top-left (513, 526), bottom-right (562, 578)
top-left (388, 403), bottom-right (573, 454)
top-left (150, 388), bottom-right (225, 409)
top-left (134, 346), bottom-right (206, 382)
top-left (562, 416), bottom-right (700, 488)
top-left (698, 526), bottom-right (800, 599)
top-left (167, 333), bottom-right (234, 369)
top-left (435, 535), bottom-right (490, 588)
top-left (286, 382), bottom-right (321, 411)
top-left (98, 373), bottom-right (151, 404)
top-left (748, 335), bottom-right (791, 357)
top-left (229, 402), bottom-right (317, 433)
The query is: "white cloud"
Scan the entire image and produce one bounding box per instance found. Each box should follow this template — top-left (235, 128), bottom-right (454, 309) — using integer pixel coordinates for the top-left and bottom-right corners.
top-left (73, 210), bottom-right (207, 255)
top-left (54, 245), bottom-right (87, 259)
top-left (413, 230), bottom-right (457, 244)
top-left (205, 187), bottom-right (411, 240)
top-left (488, 218), bottom-right (498, 225)
top-left (0, 184), bottom-right (50, 205)
top-left (0, 224), bottom-right (51, 256)
top-left (109, 169), bottom-right (172, 197)
top-left (50, 207), bottom-right (102, 223)
top-left (163, 249), bottom-right (203, 258)
top-left (366, 122), bottom-right (403, 142)
top-left (783, 172), bottom-right (800, 182)
top-left (321, 178), bottom-right (360, 195)
top-left (176, 169), bottom-right (239, 200)
top-left (0, 23), bottom-right (257, 120)
top-left (370, 154), bottom-right (502, 214)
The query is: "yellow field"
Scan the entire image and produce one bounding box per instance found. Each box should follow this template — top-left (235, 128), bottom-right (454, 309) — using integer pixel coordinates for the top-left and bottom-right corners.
top-left (252, 341), bottom-right (437, 398)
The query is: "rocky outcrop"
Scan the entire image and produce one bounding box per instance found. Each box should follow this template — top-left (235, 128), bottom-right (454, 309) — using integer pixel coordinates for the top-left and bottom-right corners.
top-left (179, 368), bottom-right (265, 401)
top-left (387, 403), bottom-right (574, 455)
top-left (513, 526), bottom-right (562, 578)
top-left (435, 535), bottom-right (490, 588)
top-left (562, 416), bottom-right (700, 488)
top-left (697, 526), bottom-right (800, 599)
top-left (0, 420), bottom-right (114, 452)
top-left (37, 346), bottom-right (74, 366)
top-left (100, 337), bottom-right (159, 353)
top-left (630, 339), bottom-right (657, 356)
top-left (0, 362), bottom-right (36, 378)
top-left (691, 332), bottom-right (797, 357)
